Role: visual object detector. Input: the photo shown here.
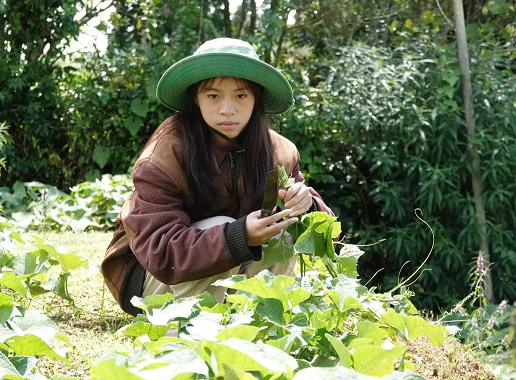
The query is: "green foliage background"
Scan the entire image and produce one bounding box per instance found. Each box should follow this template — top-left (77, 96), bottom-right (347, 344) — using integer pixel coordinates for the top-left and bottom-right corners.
top-left (1, 0), bottom-right (516, 311)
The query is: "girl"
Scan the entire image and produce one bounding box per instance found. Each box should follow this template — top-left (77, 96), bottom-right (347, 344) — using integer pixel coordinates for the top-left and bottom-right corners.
top-left (102, 38), bottom-right (333, 316)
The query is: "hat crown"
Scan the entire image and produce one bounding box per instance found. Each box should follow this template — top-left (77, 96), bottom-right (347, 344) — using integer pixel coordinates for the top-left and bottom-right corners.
top-left (194, 38), bottom-right (259, 60)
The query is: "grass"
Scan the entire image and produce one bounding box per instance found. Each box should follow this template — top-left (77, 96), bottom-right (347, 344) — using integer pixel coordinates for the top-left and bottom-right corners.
top-left (13, 231), bottom-right (133, 379)
top-left (10, 231), bottom-right (504, 379)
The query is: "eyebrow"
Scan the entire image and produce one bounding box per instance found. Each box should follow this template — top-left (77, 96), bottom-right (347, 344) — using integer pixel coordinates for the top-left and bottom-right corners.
top-left (198, 87), bottom-right (250, 93)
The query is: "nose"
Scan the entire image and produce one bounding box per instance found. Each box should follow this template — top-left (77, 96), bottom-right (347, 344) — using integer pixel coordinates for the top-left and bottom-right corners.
top-left (219, 98), bottom-right (236, 115)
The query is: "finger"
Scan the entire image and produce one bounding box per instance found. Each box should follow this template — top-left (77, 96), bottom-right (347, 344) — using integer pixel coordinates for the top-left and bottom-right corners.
top-left (284, 187), bottom-right (310, 209)
top-left (284, 183), bottom-right (302, 202)
top-left (248, 210), bottom-right (262, 220)
top-left (288, 196), bottom-right (312, 217)
top-left (265, 216), bottom-right (299, 238)
top-left (261, 208), bottom-right (292, 225)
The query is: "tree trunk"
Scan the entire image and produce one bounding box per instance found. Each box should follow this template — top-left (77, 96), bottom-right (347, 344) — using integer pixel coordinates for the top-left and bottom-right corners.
top-left (197, 0), bottom-right (204, 45)
top-left (452, 0), bottom-right (494, 303)
top-left (273, 26), bottom-right (286, 68)
top-left (249, 0), bottom-right (256, 36)
top-left (223, 0), bottom-right (232, 38)
top-left (235, 0), bottom-right (247, 39)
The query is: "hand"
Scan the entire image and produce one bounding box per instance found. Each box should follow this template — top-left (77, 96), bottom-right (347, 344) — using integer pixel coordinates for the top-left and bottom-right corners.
top-left (246, 209), bottom-right (298, 246)
top-left (278, 182), bottom-right (313, 217)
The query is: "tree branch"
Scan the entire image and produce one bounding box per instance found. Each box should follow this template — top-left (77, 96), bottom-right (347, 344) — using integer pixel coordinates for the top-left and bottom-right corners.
top-left (363, 12), bottom-right (398, 21)
top-left (77, 0), bottom-right (115, 27)
top-left (436, 0), bottom-right (454, 27)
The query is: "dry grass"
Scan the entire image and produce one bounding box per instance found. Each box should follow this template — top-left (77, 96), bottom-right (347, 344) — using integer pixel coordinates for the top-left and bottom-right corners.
top-left (12, 231), bottom-right (499, 379)
top-left (14, 231), bottom-right (133, 379)
top-left (408, 336), bottom-right (496, 380)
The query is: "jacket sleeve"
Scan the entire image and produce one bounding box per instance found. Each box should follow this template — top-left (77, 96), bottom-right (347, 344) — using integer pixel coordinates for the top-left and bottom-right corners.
top-left (291, 153), bottom-right (335, 216)
top-left (124, 162), bottom-right (260, 285)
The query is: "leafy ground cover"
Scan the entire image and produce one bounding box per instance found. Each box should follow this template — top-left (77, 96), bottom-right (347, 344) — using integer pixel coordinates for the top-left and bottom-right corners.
top-left (4, 231), bottom-right (132, 378)
top-left (2, 231), bottom-right (502, 379)
top-left (0, 175), bottom-right (133, 233)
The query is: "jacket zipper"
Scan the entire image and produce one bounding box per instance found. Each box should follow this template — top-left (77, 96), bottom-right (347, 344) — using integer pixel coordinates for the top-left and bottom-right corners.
top-left (228, 152), bottom-right (235, 170)
top-left (228, 152), bottom-right (241, 216)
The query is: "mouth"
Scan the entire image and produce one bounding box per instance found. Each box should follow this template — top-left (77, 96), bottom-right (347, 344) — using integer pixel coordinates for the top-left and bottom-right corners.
top-left (219, 122), bottom-right (237, 128)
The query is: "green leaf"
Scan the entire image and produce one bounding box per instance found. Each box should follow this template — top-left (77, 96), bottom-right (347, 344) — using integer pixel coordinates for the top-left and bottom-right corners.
top-left (10, 231), bottom-right (25, 244)
top-left (4, 334), bottom-right (69, 364)
top-left (121, 321), bottom-right (172, 340)
top-left (198, 339), bottom-right (298, 376)
top-left (352, 344), bottom-right (406, 377)
top-left (0, 272), bottom-right (27, 298)
top-left (357, 321), bottom-right (389, 344)
top-left (134, 293), bottom-right (175, 312)
top-left (92, 145), bottom-right (111, 169)
top-left (124, 115), bottom-right (143, 136)
top-left (54, 272), bottom-right (73, 302)
top-left (0, 351), bottom-right (21, 378)
top-left (215, 272), bottom-right (294, 309)
top-left (437, 86), bottom-right (455, 99)
top-left (223, 364), bottom-right (260, 379)
top-left (11, 309), bottom-right (72, 346)
top-left (85, 169), bottom-right (101, 182)
top-left (442, 71), bottom-right (460, 86)
top-left (1, 181), bottom-right (26, 206)
top-left (336, 245), bottom-right (364, 278)
top-left (294, 212), bottom-right (340, 261)
top-left (32, 239), bottom-right (88, 272)
top-left (134, 348), bottom-right (209, 379)
top-left (324, 275), bottom-right (365, 311)
top-left (89, 358), bottom-right (144, 380)
top-left (287, 287), bottom-right (312, 309)
top-left (130, 98), bottom-right (149, 117)
top-left (216, 325), bottom-right (261, 342)
top-left (259, 234), bottom-right (296, 270)
top-left (0, 293), bottom-right (13, 324)
top-left (11, 212), bottom-right (34, 231)
top-left (381, 310), bottom-right (448, 345)
top-left (9, 356), bottom-right (38, 378)
top-left (256, 298), bottom-right (284, 325)
top-left (342, 297), bottom-right (364, 313)
top-left (266, 333), bottom-right (298, 353)
top-left (146, 298), bottom-right (199, 325)
top-left (325, 333), bottom-right (352, 368)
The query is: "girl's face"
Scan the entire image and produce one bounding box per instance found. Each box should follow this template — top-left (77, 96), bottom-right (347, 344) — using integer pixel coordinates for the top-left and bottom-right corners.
top-left (196, 77), bottom-right (255, 146)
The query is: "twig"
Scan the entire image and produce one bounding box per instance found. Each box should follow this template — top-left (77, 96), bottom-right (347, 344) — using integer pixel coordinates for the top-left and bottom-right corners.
top-left (436, 0), bottom-right (454, 27)
top-left (363, 12), bottom-right (398, 21)
top-left (78, 0), bottom-right (115, 27)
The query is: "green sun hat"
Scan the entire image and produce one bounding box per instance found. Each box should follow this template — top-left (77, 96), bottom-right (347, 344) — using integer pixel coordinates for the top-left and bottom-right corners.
top-left (156, 38), bottom-right (294, 115)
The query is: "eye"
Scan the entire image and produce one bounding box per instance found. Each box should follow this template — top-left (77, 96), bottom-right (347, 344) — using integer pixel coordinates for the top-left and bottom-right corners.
top-left (236, 94), bottom-right (247, 99)
top-left (208, 94), bottom-right (218, 99)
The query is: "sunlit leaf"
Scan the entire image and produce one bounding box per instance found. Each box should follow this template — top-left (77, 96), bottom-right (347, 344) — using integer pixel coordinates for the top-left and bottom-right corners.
top-left (4, 334), bottom-right (69, 364)
top-left (325, 333), bottom-right (352, 368)
top-left (216, 325), bottom-right (261, 342)
top-left (0, 293), bottom-right (13, 324)
top-left (0, 272), bottom-right (27, 298)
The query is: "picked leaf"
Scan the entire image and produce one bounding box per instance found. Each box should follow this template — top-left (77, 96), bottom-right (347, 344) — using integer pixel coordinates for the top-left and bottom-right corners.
top-left (259, 233), bottom-right (296, 271)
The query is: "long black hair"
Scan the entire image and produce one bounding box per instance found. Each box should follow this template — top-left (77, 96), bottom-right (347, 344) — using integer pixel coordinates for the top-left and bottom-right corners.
top-left (177, 77), bottom-right (275, 211)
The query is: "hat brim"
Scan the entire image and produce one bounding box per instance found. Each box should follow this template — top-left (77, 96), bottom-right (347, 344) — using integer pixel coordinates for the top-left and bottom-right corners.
top-left (156, 53), bottom-right (294, 114)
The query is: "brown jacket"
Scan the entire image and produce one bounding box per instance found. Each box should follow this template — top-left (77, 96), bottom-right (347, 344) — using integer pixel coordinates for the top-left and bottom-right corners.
top-left (102, 116), bottom-right (333, 308)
